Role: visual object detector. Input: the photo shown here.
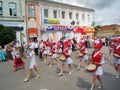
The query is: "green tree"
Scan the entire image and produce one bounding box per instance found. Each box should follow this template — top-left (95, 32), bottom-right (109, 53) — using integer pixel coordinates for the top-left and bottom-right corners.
top-left (94, 25), bottom-right (101, 37)
top-left (0, 24), bottom-right (16, 46)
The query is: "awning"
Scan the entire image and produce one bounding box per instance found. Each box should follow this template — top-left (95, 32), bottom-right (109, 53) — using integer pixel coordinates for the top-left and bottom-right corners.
top-left (73, 27), bottom-right (86, 34)
top-left (86, 27), bottom-right (95, 33)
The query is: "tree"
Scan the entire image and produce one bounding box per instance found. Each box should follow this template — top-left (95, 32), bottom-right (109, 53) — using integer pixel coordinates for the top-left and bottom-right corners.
top-left (94, 25), bottom-right (101, 37)
top-left (0, 24), bottom-right (16, 47)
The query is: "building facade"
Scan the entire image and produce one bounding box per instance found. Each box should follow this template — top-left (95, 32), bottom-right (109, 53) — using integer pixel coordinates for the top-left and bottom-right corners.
top-left (26, 0), bottom-right (95, 41)
top-left (97, 24), bottom-right (120, 37)
top-left (0, 0), bottom-right (26, 44)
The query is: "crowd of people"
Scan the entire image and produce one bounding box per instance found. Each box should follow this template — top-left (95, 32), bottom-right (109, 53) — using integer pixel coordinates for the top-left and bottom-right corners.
top-left (0, 36), bottom-right (120, 90)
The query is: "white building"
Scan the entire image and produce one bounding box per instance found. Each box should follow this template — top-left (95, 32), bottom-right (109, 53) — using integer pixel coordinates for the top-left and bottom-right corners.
top-left (0, 0), bottom-right (27, 44)
top-left (38, 0), bottom-right (95, 41)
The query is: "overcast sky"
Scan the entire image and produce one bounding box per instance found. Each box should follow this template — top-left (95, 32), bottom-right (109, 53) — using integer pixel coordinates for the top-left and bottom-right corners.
top-left (51, 0), bottom-right (120, 26)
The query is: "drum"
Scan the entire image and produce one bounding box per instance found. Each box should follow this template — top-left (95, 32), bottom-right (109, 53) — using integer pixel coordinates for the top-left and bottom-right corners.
top-left (86, 64), bottom-right (96, 72)
top-left (48, 52), bottom-right (52, 56)
top-left (59, 55), bottom-right (66, 61)
top-left (78, 53), bottom-right (83, 57)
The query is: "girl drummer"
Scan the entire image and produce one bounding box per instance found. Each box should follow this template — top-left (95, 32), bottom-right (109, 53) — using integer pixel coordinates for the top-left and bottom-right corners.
top-left (49, 42), bottom-right (59, 67)
top-left (109, 38), bottom-right (115, 60)
top-left (77, 42), bottom-right (88, 70)
top-left (24, 45), bottom-right (40, 82)
top-left (42, 41), bottom-right (48, 63)
top-left (112, 37), bottom-right (120, 78)
top-left (90, 43), bottom-right (105, 90)
top-left (58, 41), bottom-right (73, 76)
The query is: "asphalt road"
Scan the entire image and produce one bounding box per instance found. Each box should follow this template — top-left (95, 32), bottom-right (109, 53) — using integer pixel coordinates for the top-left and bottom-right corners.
top-left (0, 46), bottom-right (120, 90)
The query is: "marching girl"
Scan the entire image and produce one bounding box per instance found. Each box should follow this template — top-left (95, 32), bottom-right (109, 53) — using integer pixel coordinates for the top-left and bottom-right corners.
top-left (90, 43), bottom-right (105, 90)
top-left (77, 42), bottom-right (88, 70)
top-left (112, 37), bottom-right (120, 78)
top-left (42, 41), bottom-right (48, 63)
top-left (58, 42), bottom-right (73, 76)
top-left (57, 40), bottom-right (63, 58)
top-left (46, 39), bottom-right (51, 55)
top-left (109, 38), bottom-right (115, 60)
top-left (49, 42), bottom-right (59, 67)
top-left (12, 47), bottom-right (25, 72)
top-left (24, 45), bottom-right (40, 82)
top-left (39, 40), bottom-right (44, 60)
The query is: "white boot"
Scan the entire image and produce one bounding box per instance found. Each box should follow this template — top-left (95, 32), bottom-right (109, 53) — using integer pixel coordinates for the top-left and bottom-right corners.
top-left (90, 84), bottom-right (95, 90)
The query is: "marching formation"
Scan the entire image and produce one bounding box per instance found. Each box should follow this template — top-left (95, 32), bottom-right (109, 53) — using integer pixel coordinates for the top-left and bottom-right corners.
top-left (0, 36), bottom-right (120, 90)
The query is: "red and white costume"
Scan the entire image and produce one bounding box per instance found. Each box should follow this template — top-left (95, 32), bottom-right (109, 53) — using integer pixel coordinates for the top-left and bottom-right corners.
top-left (62, 46), bottom-right (73, 64)
top-left (51, 42), bottom-right (57, 59)
top-left (46, 40), bottom-right (51, 54)
top-left (112, 43), bottom-right (120, 64)
top-left (79, 43), bottom-right (88, 61)
top-left (109, 38), bottom-right (115, 54)
top-left (92, 44), bottom-right (105, 75)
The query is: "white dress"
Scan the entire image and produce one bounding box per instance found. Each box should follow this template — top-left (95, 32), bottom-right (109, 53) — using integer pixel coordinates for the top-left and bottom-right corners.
top-left (95, 57), bottom-right (105, 76)
top-left (112, 45), bottom-right (120, 64)
top-left (28, 51), bottom-right (37, 69)
top-left (62, 49), bottom-right (73, 64)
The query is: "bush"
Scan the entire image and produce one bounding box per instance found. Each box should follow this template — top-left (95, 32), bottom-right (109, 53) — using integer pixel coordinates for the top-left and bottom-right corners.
top-left (0, 24), bottom-right (16, 47)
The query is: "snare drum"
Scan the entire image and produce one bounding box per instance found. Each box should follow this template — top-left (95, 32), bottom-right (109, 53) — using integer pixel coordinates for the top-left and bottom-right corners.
top-left (86, 64), bottom-right (96, 72)
top-left (78, 53), bottom-right (83, 57)
top-left (48, 52), bottom-right (52, 56)
top-left (59, 55), bottom-right (66, 61)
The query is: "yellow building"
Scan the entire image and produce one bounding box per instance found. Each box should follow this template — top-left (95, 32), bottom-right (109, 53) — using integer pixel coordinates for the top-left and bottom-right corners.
top-left (97, 24), bottom-right (120, 37)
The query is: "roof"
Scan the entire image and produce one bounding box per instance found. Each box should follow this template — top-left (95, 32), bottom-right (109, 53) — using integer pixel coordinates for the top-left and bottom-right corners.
top-left (26, 0), bottom-right (95, 12)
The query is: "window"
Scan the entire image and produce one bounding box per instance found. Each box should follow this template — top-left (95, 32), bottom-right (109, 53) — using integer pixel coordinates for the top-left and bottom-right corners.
top-left (82, 13), bottom-right (85, 21)
top-left (9, 3), bottom-right (17, 16)
top-left (69, 12), bottom-right (72, 19)
top-left (28, 5), bottom-right (35, 17)
top-left (62, 32), bottom-right (70, 39)
top-left (62, 11), bottom-right (65, 19)
top-left (76, 13), bottom-right (79, 20)
top-left (44, 8), bottom-right (48, 18)
top-left (0, 1), bottom-right (3, 15)
top-left (53, 10), bottom-right (57, 18)
top-left (88, 14), bottom-right (90, 22)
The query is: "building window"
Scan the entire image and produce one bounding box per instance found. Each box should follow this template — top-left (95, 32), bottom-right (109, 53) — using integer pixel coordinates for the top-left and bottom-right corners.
top-left (62, 32), bottom-right (70, 39)
top-left (82, 13), bottom-right (85, 22)
top-left (76, 13), bottom-right (79, 20)
top-left (9, 3), bottom-right (17, 16)
top-left (69, 12), bottom-right (72, 19)
top-left (28, 5), bottom-right (35, 17)
top-left (53, 10), bottom-right (57, 18)
top-left (62, 11), bottom-right (65, 19)
top-left (0, 1), bottom-right (3, 15)
top-left (88, 14), bottom-right (90, 22)
top-left (44, 8), bottom-right (48, 18)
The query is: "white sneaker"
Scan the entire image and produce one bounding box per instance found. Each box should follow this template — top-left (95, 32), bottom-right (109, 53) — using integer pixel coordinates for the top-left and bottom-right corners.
top-left (24, 79), bottom-right (28, 82)
top-left (48, 65), bottom-right (52, 67)
top-left (35, 75), bottom-right (40, 79)
top-left (98, 85), bottom-right (103, 89)
top-left (116, 75), bottom-right (119, 79)
top-left (58, 73), bottom-right (62, 76)
top-left (44, 60), bottom-right (47, 63)
top-left (69, 72), bottom-right (72, 75)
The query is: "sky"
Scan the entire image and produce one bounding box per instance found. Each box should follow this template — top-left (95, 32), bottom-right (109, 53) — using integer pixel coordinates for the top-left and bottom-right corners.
top-left (51, 0), bottom-right (120, 26)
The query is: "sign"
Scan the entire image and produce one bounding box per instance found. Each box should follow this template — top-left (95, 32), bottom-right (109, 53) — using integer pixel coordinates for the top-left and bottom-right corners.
top-left (44, 19), bottom-right (60, 24)
top-left (28, 28), bottom-right (38, 37)
top-left (46, 25), bottom-right (73, 31)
